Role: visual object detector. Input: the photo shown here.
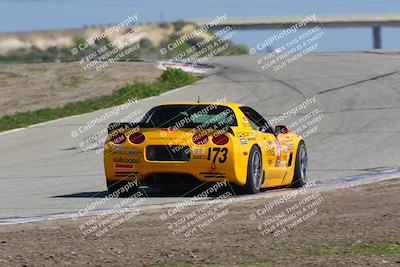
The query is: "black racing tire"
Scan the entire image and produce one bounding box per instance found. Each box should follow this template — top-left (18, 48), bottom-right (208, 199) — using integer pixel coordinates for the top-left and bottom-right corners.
top-left (290, 141), bottom-right (308, 188)
top-left (242, 146), bottom-right (263, 194)
top-left (106, 180), bottom-right (138, 197)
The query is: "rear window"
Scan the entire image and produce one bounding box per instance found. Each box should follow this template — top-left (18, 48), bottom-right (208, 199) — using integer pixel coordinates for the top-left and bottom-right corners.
top-left (141, 105), bottom-right (237, 128)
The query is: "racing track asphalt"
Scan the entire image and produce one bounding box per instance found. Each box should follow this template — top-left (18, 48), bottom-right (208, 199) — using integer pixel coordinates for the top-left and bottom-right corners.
top-left (0, 51), bottom-right (399, 219)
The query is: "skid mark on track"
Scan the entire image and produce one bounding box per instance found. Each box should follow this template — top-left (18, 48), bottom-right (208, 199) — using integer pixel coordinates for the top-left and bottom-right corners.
top-left (318, 71), bottom-right (399, 95)
top-left (269, 75), bottom-right (307, 99)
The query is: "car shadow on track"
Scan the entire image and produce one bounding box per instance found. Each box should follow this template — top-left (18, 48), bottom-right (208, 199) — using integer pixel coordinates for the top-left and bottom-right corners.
top-left (51, 184), bottom-right (243, 198)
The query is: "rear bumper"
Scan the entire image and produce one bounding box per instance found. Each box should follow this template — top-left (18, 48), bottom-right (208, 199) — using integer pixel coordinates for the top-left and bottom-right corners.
top-left (103, 125), bottom-right (255, 186)
top-left (105, 161), bottom-right (232, 184)
top-left (104, 147), bottom-right (245, 186)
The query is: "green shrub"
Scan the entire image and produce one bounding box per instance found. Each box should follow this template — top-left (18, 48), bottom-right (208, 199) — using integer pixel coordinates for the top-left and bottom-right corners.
top-left (159, 67), bottom-right (195, 85)
top-left (0, 69), bottom-right (198, 132)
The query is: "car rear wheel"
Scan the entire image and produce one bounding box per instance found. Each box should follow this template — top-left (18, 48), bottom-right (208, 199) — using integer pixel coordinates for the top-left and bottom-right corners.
top-left (290, 141), bottom-right (308, 188)
top-left (106, 180), bottom-right (138, 197)
top-left (242, 146), bottom-right (263, 194)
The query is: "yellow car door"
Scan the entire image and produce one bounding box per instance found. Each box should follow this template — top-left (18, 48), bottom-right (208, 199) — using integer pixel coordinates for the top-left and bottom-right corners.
top-left (239, 106), bottom-right (287, 183)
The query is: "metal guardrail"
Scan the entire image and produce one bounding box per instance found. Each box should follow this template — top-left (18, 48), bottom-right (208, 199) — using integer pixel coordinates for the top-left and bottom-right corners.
top-left (193, 14), bottom-right (400, 49)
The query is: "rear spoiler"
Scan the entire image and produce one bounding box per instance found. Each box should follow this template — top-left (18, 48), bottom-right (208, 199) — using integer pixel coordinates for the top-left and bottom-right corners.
top-left (108, 122), bottom-right (234, 136)
top-left (207, 123), bottom-right (235, 136)
top-left (108, 122), bottom-right (143, 134)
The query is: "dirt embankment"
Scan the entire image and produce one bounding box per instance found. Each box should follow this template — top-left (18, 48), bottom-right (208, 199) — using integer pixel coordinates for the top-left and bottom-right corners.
top-left (0, 23), bottom-right (209, 55)
top-left (0, 62), bottom-right (162, 117)
top-left (0, 179), bottom-right (399, 266)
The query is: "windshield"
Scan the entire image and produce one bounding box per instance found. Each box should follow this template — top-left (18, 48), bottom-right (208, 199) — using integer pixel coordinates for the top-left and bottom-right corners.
top-left (141, 105), bottom-right (237, 128)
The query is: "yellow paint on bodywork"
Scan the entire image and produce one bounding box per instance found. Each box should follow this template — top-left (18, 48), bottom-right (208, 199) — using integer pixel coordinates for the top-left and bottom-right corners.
top-left (103, 102), bottom-right (303, 189)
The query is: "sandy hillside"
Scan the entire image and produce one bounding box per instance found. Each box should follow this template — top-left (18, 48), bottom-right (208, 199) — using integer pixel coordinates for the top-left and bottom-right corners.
top-left (0, 23), bottom-right (210, 55)
top-left (0, 62), bottom-right (162, 117)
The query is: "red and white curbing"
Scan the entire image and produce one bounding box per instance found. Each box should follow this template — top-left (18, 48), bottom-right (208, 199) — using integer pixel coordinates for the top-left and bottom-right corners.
top-left (157, 61), bottom-right (215, 75)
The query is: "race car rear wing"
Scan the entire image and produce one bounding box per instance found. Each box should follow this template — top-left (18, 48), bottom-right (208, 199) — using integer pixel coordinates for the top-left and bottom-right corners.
top-left (108, 122), bottom-right (234, 136)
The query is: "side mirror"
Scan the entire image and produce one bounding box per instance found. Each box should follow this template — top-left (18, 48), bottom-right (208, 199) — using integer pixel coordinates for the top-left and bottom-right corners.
top-left (275, 125), bottom-right (290, 135)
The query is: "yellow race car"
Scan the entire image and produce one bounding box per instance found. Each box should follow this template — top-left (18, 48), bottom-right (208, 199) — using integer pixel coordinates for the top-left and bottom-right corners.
top-left (104, 102), bottom-right (307, 194)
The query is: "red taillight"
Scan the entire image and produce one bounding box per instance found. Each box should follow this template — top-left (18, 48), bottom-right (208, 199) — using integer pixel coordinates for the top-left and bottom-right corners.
top-left (212, 134), bottom-right (229, 145)
top-left (129, 133), bottom-right (145, 144)
top-left (192, 134), bottom-right (208, 145)
top-left (110, 132), bottom-right (126, 144)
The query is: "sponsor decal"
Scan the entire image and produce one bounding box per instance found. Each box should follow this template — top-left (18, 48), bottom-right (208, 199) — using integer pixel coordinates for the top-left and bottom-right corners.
top-left (191, 147), bottom-right (206, 154)
top-left (161, 128), bottom-right (175, 132)
top-left (113, 156), bottom-right (140, 164)
top-left (193, 155), bottom-right (208, 159)
top-left (114, 164), bottom-right (135, 169)
top-left (266, 140), bottom-right (274, 151)
top-left (242, 116), bottom-right (249, 123)
top-left (274, 139), bottom-right (281, 167)
top-left (240, 138), bottom-right (247, 145)
top-left (150, 137), bottom-right (175, 140)
top-left (287, 141), bottom-right (294, 150)
top-left (237, 132), bottom-right (249, 138)
top-left (191, 147), bottom-right (208, 159)
top-left (283, 145), bottom-right (288, 153)
top-left (110, 146), bottom-right (140, 156)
